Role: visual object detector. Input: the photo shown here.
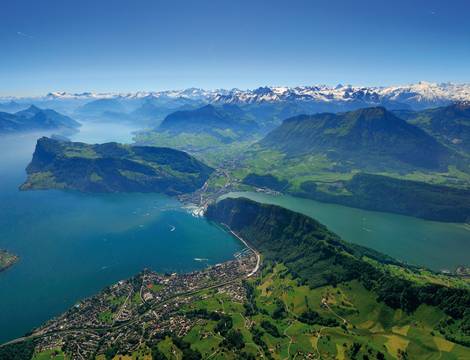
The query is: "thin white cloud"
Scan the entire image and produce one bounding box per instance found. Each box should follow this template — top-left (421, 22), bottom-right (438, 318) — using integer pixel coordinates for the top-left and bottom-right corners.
top-left (17, 31), bottom-right (34, 39)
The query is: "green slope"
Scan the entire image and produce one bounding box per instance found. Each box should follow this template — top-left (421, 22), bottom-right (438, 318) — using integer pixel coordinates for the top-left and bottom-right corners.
top-left (395, 101), bottom-right (470, 153)
top-left (260, 107), bottom-right (455, 171)
top-left (295, 172), bottom-right (470, 222)
top-left (159, 104), bottom-right (259, 142)
top-left (21, 137), bottom-right (214, 195)
top-left (206, 197), bottom-right (470, 324)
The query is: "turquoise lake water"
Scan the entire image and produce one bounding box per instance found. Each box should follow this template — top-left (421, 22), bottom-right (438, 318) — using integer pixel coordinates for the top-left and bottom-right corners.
top-left (1, 124), bottom-right (469, 343)
top-left (221, 192), bottom-right (470, 272)
top-left (0, 127), bottom-right (242, 343)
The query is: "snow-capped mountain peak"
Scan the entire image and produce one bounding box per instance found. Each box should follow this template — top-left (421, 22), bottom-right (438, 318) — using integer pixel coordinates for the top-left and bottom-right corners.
top-left (5, 82), bottom-right (470, 110)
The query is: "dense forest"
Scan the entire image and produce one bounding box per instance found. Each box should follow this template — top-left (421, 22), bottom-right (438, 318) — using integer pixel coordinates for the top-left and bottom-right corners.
top-left (242, 173), bottom-right (288, 191)
top-left (21, 137), bottom-right (214, 194)
top-left (259, 107), bottom-right (455, 170)
top-left (207, 198), bottom-right (470, 325)
top-left (0, 340), bottom-right (35, 360)
top-left (296, 173), bottom-right (470, 222)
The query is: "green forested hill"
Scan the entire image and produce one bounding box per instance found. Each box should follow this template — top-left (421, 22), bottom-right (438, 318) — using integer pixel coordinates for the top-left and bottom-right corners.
top-left (395, 102), bottom-right (470, 153)
top-left (21, 137), bottom-right (213, 195)
top-left (260, 107), bottom-right (454, 170)
top-left (207, 197), bottom-right (403, 288)
top-left (242, 173), bottom-right (289, 191)
top-left (159, 104), bottom-right (259, 141)
top-left (207, 198), bottom-right (470, 343)
top-left (295, 172), bottom-right (470, 222)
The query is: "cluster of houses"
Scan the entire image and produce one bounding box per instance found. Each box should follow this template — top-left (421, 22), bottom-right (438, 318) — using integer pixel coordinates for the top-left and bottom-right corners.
top-left (29, 249), bottom-right (258, 359)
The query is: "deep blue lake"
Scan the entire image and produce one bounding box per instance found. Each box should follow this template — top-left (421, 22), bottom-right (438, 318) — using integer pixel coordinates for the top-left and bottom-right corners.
top-left (0, 126), bottom-right (242, 343)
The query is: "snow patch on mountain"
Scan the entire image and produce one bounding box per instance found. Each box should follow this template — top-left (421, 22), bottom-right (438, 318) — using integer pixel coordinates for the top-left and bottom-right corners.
top-left (4, 82), bottom-right (470, 109)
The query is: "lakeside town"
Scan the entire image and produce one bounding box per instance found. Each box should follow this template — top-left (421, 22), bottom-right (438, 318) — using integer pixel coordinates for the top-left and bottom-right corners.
top-left (9, 242), bottom-right (259, 359)
top-left (178, 163), bottom-right (281, 219)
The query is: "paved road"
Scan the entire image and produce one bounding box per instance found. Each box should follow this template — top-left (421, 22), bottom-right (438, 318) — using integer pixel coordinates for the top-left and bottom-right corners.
top-left (227, 228), bottom-right (260, 277)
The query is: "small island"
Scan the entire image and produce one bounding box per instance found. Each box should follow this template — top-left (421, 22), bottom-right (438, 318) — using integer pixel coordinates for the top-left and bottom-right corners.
top-left (21, 137), bottom-right (214, 195)
top-left (0, 250), bottom-right (18, 272)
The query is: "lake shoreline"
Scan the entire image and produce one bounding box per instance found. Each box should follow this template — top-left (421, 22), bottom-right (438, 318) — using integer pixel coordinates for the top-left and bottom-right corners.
top-left (220, 191), bottom-right (470, 272)
top-left (0, 132), bottom-right (242, 344)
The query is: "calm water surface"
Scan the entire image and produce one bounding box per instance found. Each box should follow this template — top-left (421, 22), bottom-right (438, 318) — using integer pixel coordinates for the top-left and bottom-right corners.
top-left (222, 192), bottom-right (470, 271)
top-left (0, 125), bottom-right (241, 343)
top-left (2, 124), bottom-right (469, 343)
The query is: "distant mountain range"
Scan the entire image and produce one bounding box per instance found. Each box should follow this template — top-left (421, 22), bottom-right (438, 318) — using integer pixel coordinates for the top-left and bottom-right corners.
top-left (0, 105), bottom-right (80, 133)
top-left (130, 96), bottom-right (202, 124)
top-left (210, 82), bottom-right (470, 109)
top-left (3, 82), bottom-right (470, 112)
top-left (0, 100), bottom-right (26, 113)
top-left (75, 98), bottom-right (128, 116)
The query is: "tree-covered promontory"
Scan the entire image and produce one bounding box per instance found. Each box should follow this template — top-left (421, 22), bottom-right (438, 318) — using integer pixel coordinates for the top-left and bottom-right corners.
top-left (21, 137), bottom-right (214, 195)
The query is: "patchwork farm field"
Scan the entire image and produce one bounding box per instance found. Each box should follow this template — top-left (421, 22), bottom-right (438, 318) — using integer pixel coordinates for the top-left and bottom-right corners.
top-left (77, 264), bottom-right (469, 360)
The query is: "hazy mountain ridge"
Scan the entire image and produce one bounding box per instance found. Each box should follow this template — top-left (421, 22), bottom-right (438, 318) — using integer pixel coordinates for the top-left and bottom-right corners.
top-left (0, 105), bottom-right (80, 133)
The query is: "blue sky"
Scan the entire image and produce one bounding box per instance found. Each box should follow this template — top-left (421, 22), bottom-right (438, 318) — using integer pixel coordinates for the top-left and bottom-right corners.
top-left (1, 0), bottom-right (469, 96)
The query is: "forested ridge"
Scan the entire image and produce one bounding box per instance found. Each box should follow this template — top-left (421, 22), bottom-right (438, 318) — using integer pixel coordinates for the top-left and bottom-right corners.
top-left (296, 173), bottom-right (470, 222)
top-left (207, 198), bottom-right (470, 328)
